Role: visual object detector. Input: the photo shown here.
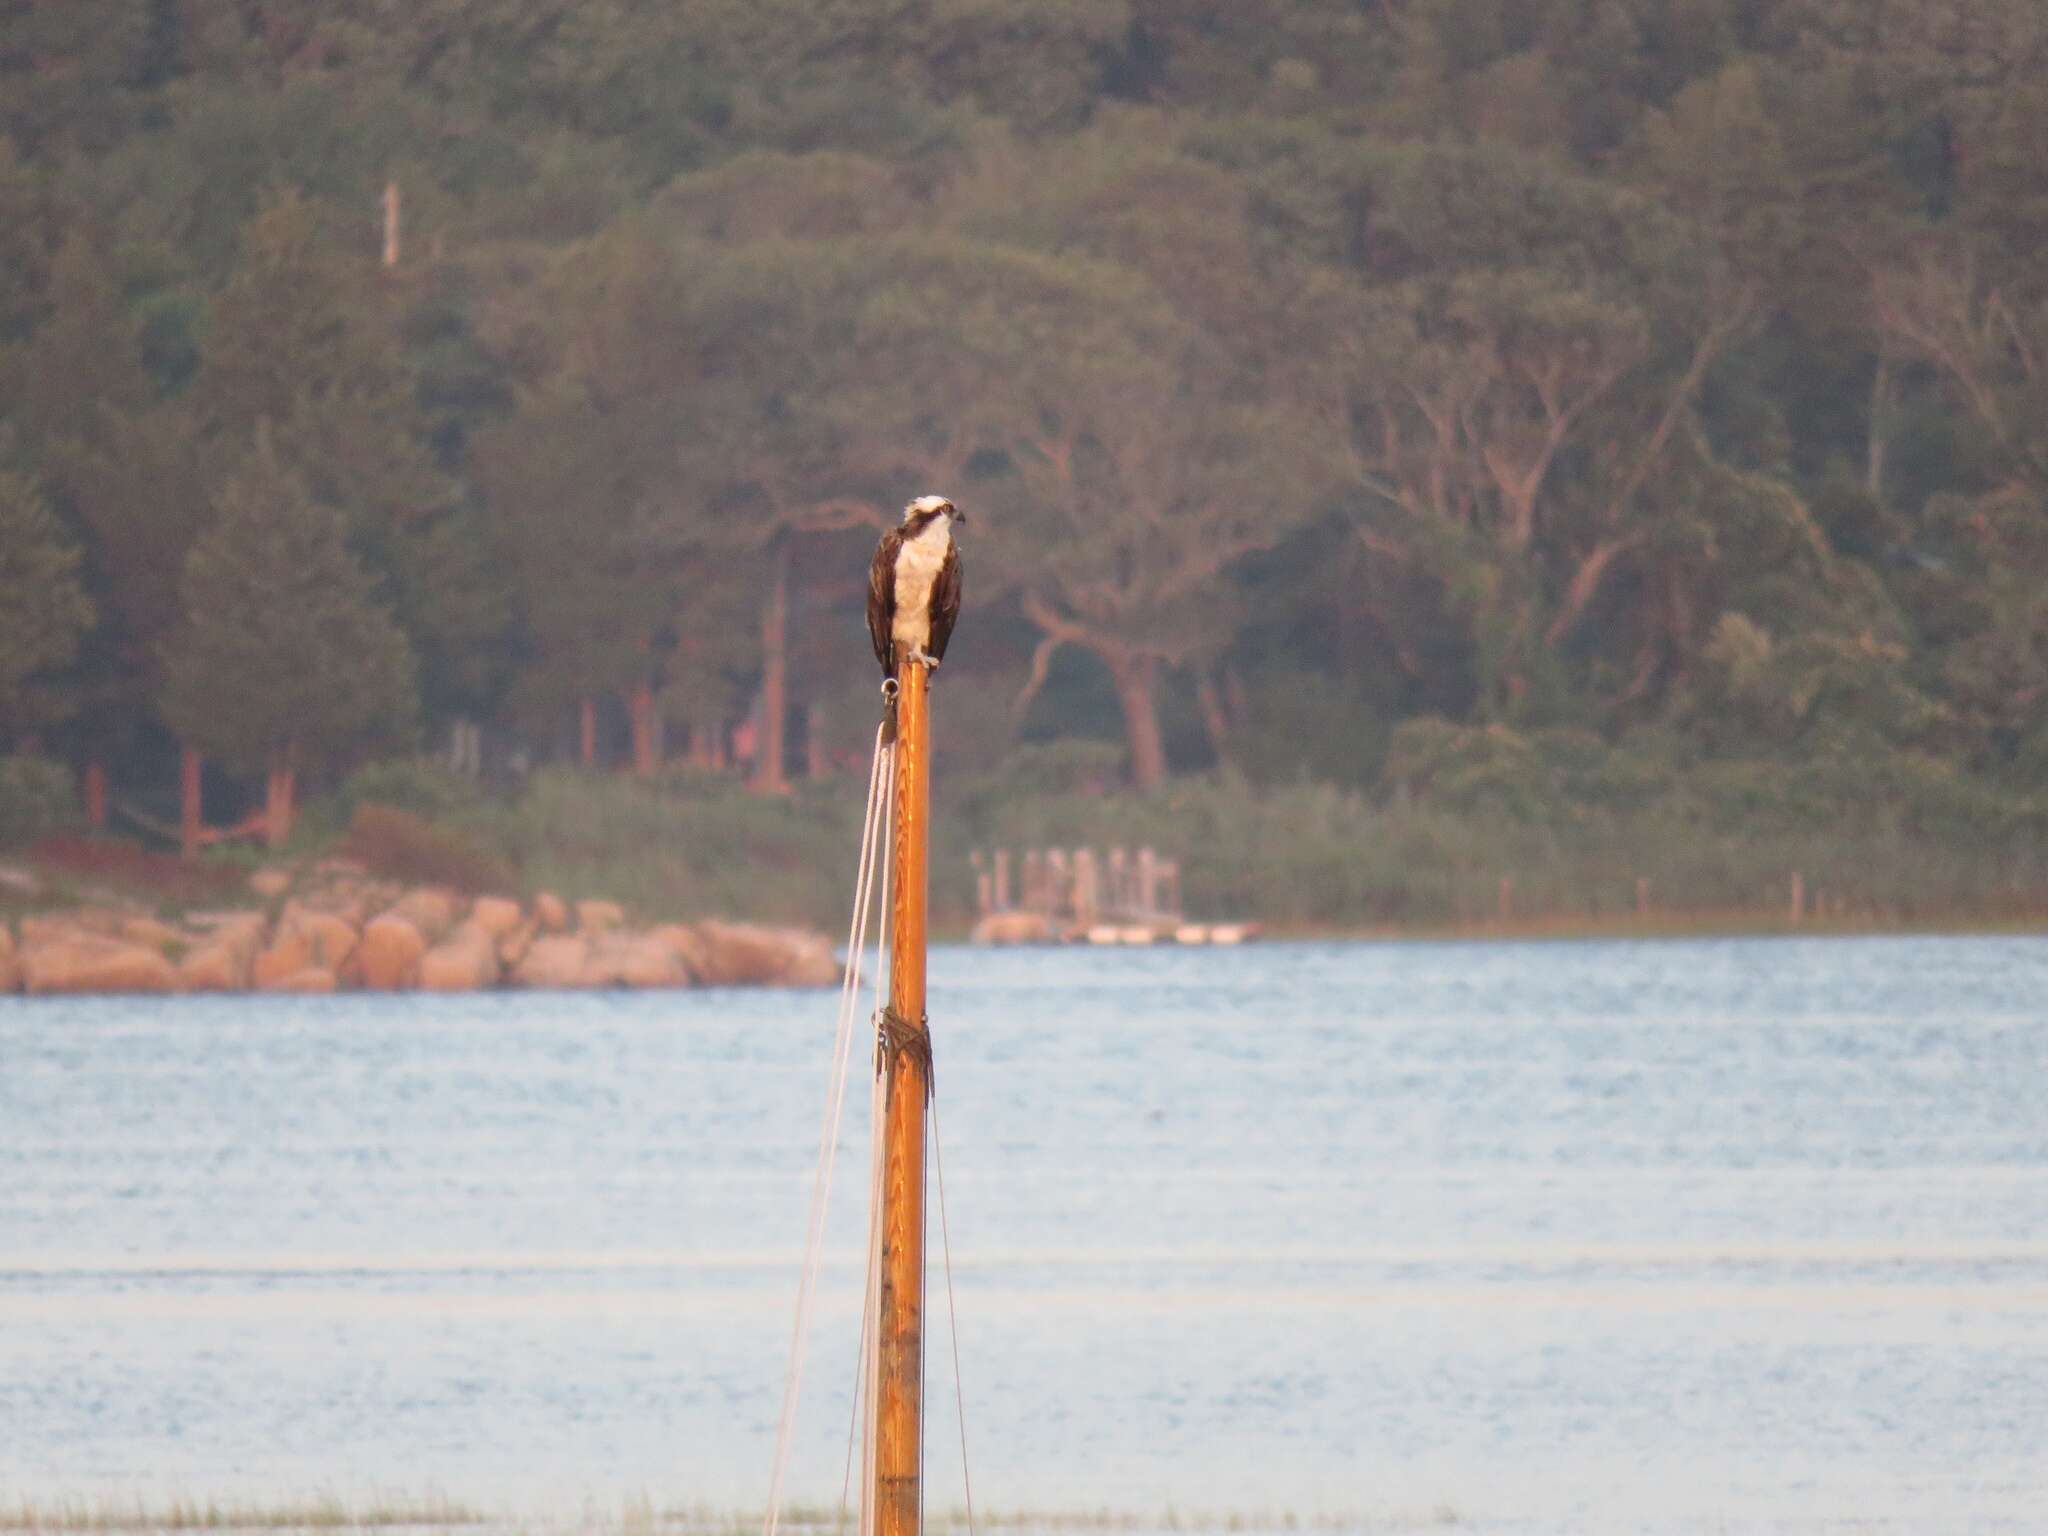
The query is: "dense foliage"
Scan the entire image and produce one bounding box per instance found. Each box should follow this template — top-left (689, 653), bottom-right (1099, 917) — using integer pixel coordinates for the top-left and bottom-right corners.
top-left (0, 1), bottom-right (2043, 904)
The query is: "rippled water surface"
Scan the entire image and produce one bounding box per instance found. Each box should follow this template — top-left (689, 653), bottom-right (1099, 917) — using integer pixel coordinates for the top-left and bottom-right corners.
top-left (5, 937), bottom-right (2048, 1532)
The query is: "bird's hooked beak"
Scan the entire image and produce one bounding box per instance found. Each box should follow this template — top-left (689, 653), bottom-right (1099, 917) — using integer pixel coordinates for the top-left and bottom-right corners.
top-left (947, 503), bottom-right (966, 526)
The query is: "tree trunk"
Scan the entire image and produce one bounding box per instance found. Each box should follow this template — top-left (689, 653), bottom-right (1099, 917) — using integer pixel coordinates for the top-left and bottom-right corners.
top-left (752, 536), bottom-right (790, 794)
top-left (1545, 536), bottom-right (1640, 648)
top-left (579, 696), bottom-right (597, 768)
top-left (1867, 351), bottom-right (1892, 498)
top-left (84, 761), bottom-right (107, 830)
top-left (180, 744), bottom-right (202, 861)
top-left (1193, 666), bottom-right (1231, 769)
top-left (1105, 650), bottom-right (1167, 790)
top-left (265, 753), bottom-right (296, 850)
top-left (629, 680), bottom-right (657, 779)
top-left (806, 697), bottom-right (829, 781)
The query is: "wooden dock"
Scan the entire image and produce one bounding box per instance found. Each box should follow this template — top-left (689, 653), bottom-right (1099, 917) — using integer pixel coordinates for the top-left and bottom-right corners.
top-left (967, 845), bottom-right (1256, 945)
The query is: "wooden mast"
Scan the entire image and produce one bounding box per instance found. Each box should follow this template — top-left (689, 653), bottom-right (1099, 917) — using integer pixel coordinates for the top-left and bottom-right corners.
top-left (874, 658), bottom-right (932, 1536)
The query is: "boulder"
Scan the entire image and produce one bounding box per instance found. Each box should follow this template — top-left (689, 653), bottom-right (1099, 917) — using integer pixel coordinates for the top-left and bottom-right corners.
top-left (688, 921), bottom-right (840, 987)
top-left (579, 931), bottom-right (686, 989)
top-left (389, 887), bottom-right (459, 942)
top-left (206, 912), bottom-right (269, 965)
top-left (533, 891), bottom-right (569, 932)
top-left (970, 910), bottom-right (1054, 945)
top-left (250, 930), bottom-right (313, 988)
top-left (497, 920), bottom-right (537, 970)
top-left (468, 895), bottom-right (524, 938)
top-left (360, 913), bottom-right (427, 989)
top-left (512, 933), bottom-right (589, 989)
top-left (646, 923), bottom-right (704, 981)
top-left (419, 923), bottom-right (501, 991)
top-left (294, 885), bottom-right (372, 926)
top-left (21, 908), bottom-right (128, 945)
top-left (576, 898), bottom-right (626, 934)
top-left (286, 907), bottom-right (360, 977)
top-left (120, 916), bottom-right (184, 953)
top-left (177, 940), bottom-right (248, 992)
top-left (267, 966), bottom-right (338, 994)
top-left (23, 937), bottom-right (180, 995)
top-left (248, 868), bottom-right (292, 899)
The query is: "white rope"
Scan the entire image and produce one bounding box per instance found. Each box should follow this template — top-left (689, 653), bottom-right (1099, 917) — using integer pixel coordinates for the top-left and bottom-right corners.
top-left (932, 1099), bottom-right (977, 1536)
top-left (764, 727), bottom-right (892, 1536)
top-left (843, 763), bottom-right (894, 1536)
top-left (858, 773), bottom-right (894, 1536)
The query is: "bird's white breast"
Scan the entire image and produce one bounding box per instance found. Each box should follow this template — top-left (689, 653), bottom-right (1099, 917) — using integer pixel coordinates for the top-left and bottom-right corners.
top-left (891, 519), bottom-right (952, 649)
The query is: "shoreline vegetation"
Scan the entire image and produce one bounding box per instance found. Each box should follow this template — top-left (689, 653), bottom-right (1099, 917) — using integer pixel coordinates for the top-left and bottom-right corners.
top-left (1, 752), bottom-right (2040, 997)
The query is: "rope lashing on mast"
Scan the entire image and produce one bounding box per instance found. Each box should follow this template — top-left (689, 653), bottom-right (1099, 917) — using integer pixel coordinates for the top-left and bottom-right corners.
top-left (876, 1006), bottom-right (934, 1097)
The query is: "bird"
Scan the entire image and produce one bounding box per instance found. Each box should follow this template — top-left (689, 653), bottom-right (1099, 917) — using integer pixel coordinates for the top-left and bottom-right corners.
top-left (867, 494), bottom-right (964, 679)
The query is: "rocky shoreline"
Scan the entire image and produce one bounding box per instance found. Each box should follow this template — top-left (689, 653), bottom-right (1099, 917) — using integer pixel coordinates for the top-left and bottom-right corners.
top-left (0, 860), bottom-right (839, 996)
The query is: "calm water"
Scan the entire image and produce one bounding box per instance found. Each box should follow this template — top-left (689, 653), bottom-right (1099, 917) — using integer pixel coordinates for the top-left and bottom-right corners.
top-left (4, 938), bottom-right (2048, 1532)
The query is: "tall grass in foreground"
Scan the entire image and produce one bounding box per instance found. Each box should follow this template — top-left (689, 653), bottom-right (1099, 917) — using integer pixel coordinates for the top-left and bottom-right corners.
top-left (0, 1499), bottom-right (1454, 1535)
top-left (0, 1497), bottom-right (478, 1531)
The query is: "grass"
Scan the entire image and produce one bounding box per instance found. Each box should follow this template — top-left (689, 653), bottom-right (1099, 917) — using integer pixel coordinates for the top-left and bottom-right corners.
top-left (23, 836), bottom-right (243, 909)
top-left (6, 756), bottom-right (2044, 939)
top-left (0, 1501), bottom-right (1454, 1536)
top-left (0, 1497), bottom-right (480, 1532)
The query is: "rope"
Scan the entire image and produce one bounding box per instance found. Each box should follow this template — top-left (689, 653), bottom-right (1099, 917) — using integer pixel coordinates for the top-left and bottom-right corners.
top-left (764, 725), bottom-right (892, 1536)
top-left (877, 1006), bottom-right (934, 1094)
top-left (932, 1098), bottom-right (978, 1536)
top-left (843, 766), bottom-right (895, 1536)
top-left (858, 778), bottom-right (893, 1536)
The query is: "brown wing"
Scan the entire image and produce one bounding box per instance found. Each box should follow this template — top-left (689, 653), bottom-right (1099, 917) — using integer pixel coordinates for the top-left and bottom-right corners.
top-left (867, 526), bottom-right (902, 675)
top-left (928, 539), bottom-right (963, 664)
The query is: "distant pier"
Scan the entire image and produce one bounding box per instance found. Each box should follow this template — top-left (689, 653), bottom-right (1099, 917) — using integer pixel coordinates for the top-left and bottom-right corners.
top-left (968, 845), bottom-right (1255, 945)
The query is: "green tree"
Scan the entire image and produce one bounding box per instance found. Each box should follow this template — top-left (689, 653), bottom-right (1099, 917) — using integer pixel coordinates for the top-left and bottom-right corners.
top-left (0, 467), bottom-right (94, 744)
top-left (160, 438), bottom-right (417, 846)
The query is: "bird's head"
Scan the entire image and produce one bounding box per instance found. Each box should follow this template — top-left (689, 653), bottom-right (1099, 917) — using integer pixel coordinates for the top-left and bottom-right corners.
top-left (904, 494), bottom-right (964, 529)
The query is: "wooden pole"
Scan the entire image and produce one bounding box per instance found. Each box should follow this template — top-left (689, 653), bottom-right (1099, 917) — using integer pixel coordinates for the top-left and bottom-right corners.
top-left (83, 761), bottom-right (107, 830)
top-left (179, 744), bottom-right (202, 861)
top-left (382, 180), bottom-right (401, 269)
top-left (875, 659), bottom-right (932, 1536)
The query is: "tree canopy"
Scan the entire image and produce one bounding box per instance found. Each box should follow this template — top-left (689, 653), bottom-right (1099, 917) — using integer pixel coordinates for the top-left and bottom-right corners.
top-left (0, 0), bottom-right (2042, 843)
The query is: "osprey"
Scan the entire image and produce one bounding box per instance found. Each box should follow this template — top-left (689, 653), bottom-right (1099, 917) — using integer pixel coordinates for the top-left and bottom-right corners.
top-left (867, 495), bottom-right (964, 677)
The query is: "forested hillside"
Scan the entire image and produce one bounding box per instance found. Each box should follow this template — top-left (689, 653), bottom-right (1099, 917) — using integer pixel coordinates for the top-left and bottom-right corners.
top-left (1, 1), bottom-right (2043, 922)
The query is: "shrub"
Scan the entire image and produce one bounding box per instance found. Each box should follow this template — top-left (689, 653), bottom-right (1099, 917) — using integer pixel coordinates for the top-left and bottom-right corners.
top-left (335, 758), bottom-right (486, 823)
top-left (341, 804), bottom-right (517, 894)
top-left (0, 755), bottom-right (79, 848)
